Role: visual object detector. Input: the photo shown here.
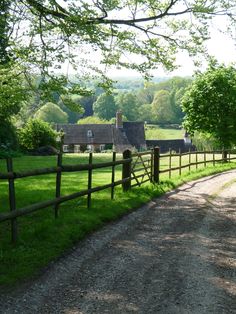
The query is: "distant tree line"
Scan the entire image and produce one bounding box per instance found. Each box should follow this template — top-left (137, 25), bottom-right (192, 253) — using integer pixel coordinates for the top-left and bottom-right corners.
top-left (0, 75), bottom-right (192, 156)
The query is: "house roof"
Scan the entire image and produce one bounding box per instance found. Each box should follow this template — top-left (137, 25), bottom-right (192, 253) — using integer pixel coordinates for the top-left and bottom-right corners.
top-left (122, 122), bottom-right (146, 147)
top-left (56, 124), bottom-right (113, 144)
top-left (56, 121), bottom-right (146, 150)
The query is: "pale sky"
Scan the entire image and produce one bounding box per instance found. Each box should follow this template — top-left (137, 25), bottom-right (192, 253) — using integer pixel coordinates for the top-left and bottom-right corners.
top-left (58, 11), bottom-right (236, 79)
top-left (107, 20), bottom-right (236, 78)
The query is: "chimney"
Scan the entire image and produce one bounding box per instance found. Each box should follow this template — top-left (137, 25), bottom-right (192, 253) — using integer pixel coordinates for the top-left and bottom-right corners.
top-left (116, 111), bottom-right (123, 128)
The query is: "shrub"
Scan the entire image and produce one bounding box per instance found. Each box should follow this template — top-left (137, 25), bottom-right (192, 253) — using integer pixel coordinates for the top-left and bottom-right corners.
top-left (192, 132), bottom-right (221, 151)
top-left (0, 148), bottom-right (22, 159)
top-left (0, 120), bottom-right (18, 150)
top-left (18, 119), bottom-right (57, 151)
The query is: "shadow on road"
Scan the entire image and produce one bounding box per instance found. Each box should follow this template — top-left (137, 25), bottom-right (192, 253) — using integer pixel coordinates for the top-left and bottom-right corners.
top-left (47, 179), bottom-right (236, 314)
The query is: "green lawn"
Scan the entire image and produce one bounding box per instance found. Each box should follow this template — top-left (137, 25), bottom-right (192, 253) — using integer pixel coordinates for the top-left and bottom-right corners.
top-left (0, 153), bottom-right (236, 288)
top-left (145, 125), bottom-right (183, 140)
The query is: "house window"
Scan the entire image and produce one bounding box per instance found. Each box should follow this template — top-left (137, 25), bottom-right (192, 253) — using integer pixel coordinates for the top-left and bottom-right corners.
top-left (63, 145), bottom-right (69, 152)
top-left (87, 130), bottom-right (93, 138)
top-left (74, 145), bottom-right (80, 153)
top-left (100, 144), bottom-right (105, 151)
top-left (87, 144), bottom-right (94, 151)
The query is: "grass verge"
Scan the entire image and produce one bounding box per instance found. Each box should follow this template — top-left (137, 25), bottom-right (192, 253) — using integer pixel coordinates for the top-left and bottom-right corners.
top-left (0, 156), bottom-right (236, 288)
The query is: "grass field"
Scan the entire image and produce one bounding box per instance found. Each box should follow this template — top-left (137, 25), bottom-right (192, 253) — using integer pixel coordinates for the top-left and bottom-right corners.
top-left (0, 153), bottom-right (236, 287)
top-left (145, 125), bottom-right (183, 140)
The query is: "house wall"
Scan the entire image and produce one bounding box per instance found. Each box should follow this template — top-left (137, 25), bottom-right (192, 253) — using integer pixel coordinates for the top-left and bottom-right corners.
top-left (146, 139), bottom-right (196, 153)
top-left (63, 143), bottom-right (112, 153)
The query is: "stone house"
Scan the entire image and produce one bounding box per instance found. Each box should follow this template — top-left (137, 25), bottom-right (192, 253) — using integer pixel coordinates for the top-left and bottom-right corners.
top-left (56, 112), bottom-right (147, 153)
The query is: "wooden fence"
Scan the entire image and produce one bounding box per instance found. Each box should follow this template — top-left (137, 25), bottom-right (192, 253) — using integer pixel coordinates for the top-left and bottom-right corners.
top-left (0, 148), bottom-right (235, 243)
top-left (0, 150), bottom-right (155, 243)
top-left (159, 148), bottom-right (236, 181)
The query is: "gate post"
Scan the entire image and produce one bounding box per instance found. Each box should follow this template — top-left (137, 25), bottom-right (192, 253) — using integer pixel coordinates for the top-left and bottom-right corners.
top-left (153, 146), bottom-right (160, 184)
top-left (122, 149), bottom-right (132, 191)
top-left (222, 149), bottom-right (228, 163)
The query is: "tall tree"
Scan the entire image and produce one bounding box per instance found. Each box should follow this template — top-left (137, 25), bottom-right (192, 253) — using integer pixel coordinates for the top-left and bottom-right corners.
top-left (152, 90), bottom-right (175, 124)
top-left (182, 63), bottom-right (236, 149)
top-left (93, 94), bottom-right (117, 120)
top-left (116, 92), bottom-right (141, 121)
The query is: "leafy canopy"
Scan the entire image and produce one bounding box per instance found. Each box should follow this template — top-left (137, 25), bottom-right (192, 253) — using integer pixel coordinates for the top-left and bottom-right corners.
top-left (2, 0), bottom-right (236, 82)
top-left (35, 102), bottom-right (68, 124)
top-left (0, 64), bottom-right (30, 121)
top-left (152, 90), bottom-right (175, 124)
top-left (182, 63), bottom-right (236, 148)
top-left (93, 93), bottom-right (117, 120)
top-left (77, 116), bottom-right (109, 124)
top-left (115, 92), bottom-right (141, 121)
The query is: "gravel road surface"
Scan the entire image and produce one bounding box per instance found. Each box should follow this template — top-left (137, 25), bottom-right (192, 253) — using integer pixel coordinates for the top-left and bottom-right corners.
top-left (1, 170), bottom-right (236, 314)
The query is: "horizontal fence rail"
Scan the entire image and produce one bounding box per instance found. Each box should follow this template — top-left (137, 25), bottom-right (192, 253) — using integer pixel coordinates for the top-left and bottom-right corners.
top-left (159, 149), bottom-right (236, 178)
top-left (0, 148), bottom-right (235, 243)
top-left (0, 150), bottom-right (154, 243)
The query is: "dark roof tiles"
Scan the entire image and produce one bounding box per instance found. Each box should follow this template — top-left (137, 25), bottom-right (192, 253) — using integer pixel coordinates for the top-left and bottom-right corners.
top-left (56, 122), bottom-right (146, 149)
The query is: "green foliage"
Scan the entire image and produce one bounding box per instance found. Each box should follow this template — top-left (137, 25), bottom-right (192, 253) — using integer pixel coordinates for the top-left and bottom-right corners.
top-left (5, 1), bottom-right (236, 85)
top-left (192, 132), bottom-right (220, 151)
top-left (138, 104), bottom-right (154, 123)
top-left (115, 92), bottom-right (141, 121)
top-left (0, 0), bottom-right (10, 65)
top-left (136, 77), bottom-right (191, 124)
top-left (77, 116), bottom-right (109, 124)
top-left (0, 148), bottom-right (22, 159)
top-left (182, 63), bottom-right (236, 148)
top-left (78, 95), bottom-right (95, 117)
top-left (35, 102), bottom-right (68, 124)
top-left (93, 93), bottom-right (117, 120)
top-left (152, 90), bottom-right (175, 124)
top-left (0, 120), bottom-right (18, 150)
top-left (18, 119), bottom-right (57, 151)
top-left (0, 64), bottom-right (29, 121)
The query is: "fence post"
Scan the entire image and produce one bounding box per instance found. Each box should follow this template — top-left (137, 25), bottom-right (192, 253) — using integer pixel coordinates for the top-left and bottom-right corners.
top-left (6, 158), bottom-right (17, 243)
top-left (213, 151), bottom-right (215, 166)
top-left (150, 149), bottom-right (154, 182)
top-left (196, 152), bottom-right (198, 170)
top-left (87, 152), bottom-right (93, 208)
top-left (111, 151), bottom-right (116, 199)
top-left (222, 149), bottom-right (228, 163)
top-left (204, 149), bottom-right (206, 167)
top-left (122, 149), bottom-right (132, 191)
top-left (169, 148), bottom-right (172, 179)
top-left (179, 149), bottom-right (182, 176)
top-left (54, 153), bottom-right (62, 218)
top-left (189, 148), bottom-right (191, 172)
top-left (153, 146), bottom-right (160, 184)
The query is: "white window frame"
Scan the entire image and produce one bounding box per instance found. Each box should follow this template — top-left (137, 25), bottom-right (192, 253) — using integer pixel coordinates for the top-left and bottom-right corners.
top-left (63, 145), bottom-right (69, 152)
top-left (87, 130), bottom-right (93, 138)
top-left (100, 144), bottom-right (105, 151)
top-left (87, 144), bottom-right (94, 151)
top-left (74, 145), bottom-right (80, 153)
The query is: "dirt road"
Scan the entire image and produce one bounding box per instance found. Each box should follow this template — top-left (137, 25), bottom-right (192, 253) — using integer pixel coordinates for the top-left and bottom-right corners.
top-left (1, 170), bottom-right (236, 313)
